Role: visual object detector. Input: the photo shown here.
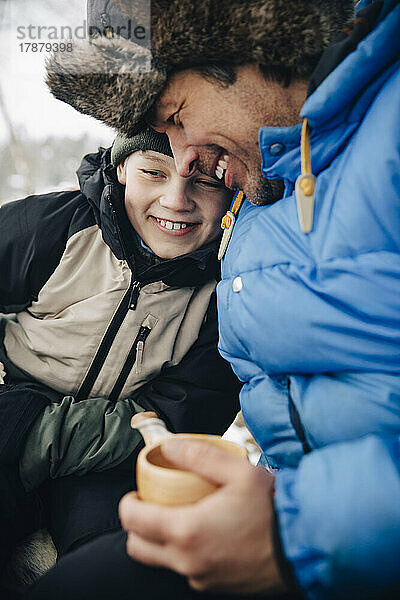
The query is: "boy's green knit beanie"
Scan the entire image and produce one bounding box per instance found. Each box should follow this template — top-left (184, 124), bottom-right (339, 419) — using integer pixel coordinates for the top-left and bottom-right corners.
top-left (111, 127), bottom-right (173, 166)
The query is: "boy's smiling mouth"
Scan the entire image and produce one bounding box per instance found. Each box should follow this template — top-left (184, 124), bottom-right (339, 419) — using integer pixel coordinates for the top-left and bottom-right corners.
top-left (150, 216), bottom-right (198, 235)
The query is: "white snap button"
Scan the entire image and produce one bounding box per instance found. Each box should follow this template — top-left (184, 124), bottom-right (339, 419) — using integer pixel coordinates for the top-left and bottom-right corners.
top-left (232, 276), bottom-right (243, 292)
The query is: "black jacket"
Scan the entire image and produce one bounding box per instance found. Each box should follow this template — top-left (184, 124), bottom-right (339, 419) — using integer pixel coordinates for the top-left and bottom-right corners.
top-left (0, 148), bottom-right (240, 490)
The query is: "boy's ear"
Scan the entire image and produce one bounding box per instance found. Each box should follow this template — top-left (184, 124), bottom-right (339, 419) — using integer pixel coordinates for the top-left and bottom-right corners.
top-left (117, 160), bottom-right (127, 185)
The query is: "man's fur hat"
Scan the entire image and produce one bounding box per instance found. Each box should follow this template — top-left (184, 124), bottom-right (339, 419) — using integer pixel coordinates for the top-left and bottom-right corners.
top-left (46, 0), bottom-right (354, 137)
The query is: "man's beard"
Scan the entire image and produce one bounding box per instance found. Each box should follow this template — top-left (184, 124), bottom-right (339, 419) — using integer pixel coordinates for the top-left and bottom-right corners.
top-left (196, 149), bottom-right (284, 207)
top-left (244, 175), bottom-right (284, 206)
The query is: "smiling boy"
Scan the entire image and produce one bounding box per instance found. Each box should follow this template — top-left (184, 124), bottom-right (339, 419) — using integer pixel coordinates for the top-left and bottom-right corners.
top-left (0, 128), bottom-right (240, 586)
top-left (117, 145), bottom-right (229, 259)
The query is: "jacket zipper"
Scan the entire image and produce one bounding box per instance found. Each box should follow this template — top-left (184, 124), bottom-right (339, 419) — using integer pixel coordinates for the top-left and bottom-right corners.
top-left (288, 383), bottom-right (311, 454)
top-left (74, 282), bottom-right (133, 402)
top-left (109, 196), bottom-right (142, 311)
top-left (129, 280), bottom-right (141, 310)
top-left (75, 195), bottom-right (141, 401)
top-left (108, 325), bottom-right (151, 402)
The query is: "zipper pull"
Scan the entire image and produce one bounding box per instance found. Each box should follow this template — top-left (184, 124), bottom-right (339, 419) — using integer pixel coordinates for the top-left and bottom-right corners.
top-left (295, 118), bottom-right (315, 234)
top-left (134, 326), bottom-right (150, 374)
top-left (295, 173), bottom-right (315, 233)
top-left (218, 211), bottom-right (236, 260)
top-left (129, 280), bottom-right (141, 310)
top-left (134, 341), bottom-right (145, 374)
top-left (218, 190), bottom-right (245, 260)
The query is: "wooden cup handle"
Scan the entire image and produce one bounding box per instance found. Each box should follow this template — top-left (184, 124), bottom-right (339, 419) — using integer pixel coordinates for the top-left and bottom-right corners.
top-left (131, 411), bottom-right (158, 429)
top-left (131, 411), bottom-right (172, 446)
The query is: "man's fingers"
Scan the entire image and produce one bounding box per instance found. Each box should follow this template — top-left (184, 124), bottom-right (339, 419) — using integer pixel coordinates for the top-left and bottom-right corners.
top-left (119, 492), bottom-right (171, 543)
top-left (126, 532), bottom-right (170, 568)
top-left (119, 491), bottom-right (191, 544)
top-left (160, 439), bottom-right (248, 486)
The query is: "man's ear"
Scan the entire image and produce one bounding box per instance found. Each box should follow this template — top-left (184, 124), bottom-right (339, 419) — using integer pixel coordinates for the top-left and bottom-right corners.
top-left (117, 160), bottom-right (127, 185)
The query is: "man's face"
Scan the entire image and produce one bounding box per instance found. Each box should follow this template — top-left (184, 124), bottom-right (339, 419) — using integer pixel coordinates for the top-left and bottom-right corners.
top-left (117, 150), bottom-right (231, 259)
top-left (151, 64), bottom-right (303, 205)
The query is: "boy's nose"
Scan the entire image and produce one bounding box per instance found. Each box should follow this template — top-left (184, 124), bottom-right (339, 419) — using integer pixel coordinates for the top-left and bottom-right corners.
top-left (159, 181), bottom-right (194, 212)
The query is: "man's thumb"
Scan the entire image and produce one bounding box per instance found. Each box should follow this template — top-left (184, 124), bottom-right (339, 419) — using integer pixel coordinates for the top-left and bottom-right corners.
top-left (160, 438), bottom-right (247, 486)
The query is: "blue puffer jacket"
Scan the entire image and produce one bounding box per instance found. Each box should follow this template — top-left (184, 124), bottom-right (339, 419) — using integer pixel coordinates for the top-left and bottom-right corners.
top-left (218, 3), bottom-right (400, 599)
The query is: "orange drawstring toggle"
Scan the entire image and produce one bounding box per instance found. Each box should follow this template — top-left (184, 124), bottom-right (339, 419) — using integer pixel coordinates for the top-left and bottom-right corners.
top-left (218, 190), bottom-right (245, 260)
top-left (295, 118), bottom-right (316, 234)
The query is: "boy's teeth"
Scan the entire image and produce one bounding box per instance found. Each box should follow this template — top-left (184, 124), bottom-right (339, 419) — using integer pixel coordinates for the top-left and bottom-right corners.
top-left (156, 218), bottom-right (190, 230)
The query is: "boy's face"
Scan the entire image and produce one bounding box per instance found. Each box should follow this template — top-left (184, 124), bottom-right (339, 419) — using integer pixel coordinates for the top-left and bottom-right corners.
top-left (117, 150), bottom-right (231, 259)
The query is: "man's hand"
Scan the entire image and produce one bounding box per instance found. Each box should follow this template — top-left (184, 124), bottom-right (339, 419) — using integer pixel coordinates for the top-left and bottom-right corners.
top-left (119, 439), bottom-right (287, 596)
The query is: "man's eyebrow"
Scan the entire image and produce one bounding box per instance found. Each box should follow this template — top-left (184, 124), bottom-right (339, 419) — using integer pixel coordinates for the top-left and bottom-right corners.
top-left (147, 101), bottom-right (177, 125)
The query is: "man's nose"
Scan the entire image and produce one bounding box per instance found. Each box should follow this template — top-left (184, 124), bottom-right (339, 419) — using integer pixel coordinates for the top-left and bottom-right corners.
top-left (167, 130), bottom-right (198, 177)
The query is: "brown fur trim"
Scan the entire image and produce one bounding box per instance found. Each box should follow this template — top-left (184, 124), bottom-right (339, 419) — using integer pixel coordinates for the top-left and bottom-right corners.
top-left (46, 38), bottom-right (167, 136)
top-left (46, 0), bottom-right (354, 135)
top-left (118, 0), bottom-right (354, 75)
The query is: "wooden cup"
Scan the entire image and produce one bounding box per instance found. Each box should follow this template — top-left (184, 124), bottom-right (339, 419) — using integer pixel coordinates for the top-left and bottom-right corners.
top-left (136, 433), bottom-right (248, 506)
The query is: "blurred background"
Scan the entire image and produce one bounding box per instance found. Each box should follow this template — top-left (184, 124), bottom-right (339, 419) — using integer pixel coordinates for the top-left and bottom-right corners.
top-left (0, 0), bottom-right (115, 206)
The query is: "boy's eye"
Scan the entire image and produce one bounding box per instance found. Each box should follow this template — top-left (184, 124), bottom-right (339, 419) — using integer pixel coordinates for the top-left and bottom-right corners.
top-left (141, 169), bottom-right (166, 178)
top-left (195, 179), bottom-right (223, 189)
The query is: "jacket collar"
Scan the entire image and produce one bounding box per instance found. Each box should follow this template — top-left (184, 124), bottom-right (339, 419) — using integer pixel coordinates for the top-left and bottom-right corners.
top-left (259, 1), bottom-right (400, 186)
